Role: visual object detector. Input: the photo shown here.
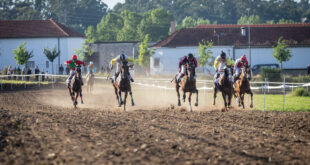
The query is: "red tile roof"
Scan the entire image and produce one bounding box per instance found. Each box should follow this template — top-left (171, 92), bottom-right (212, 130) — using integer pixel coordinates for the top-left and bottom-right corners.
top-left (152, 24), bottom-right (310, 47)
top-left (0, 19), bottom-right (85, 38)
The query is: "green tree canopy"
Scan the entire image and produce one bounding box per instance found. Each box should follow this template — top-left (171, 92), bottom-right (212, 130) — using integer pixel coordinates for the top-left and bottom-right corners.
top-left (197, 40), bottom-right (214, 74)
top-left (237, 15), bottom-right (261, 24)
top-left (272, 37), bottom-right (292, 69)
top-left (138, 34), bottom-right (155, 69)
top-left (12, 42), bottom-right (33, 66)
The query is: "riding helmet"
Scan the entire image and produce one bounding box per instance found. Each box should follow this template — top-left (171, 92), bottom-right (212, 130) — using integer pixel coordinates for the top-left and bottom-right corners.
top-left (220, 51), bottom-right (226, 58)
top-left (188, 53), bottom-right (194, 59)
top-left (241, 54), bottom-right (247, 61)
top-left (72, 54), bottom-right (78, 60)
top-left (120, 54), bottom-right (126, 61)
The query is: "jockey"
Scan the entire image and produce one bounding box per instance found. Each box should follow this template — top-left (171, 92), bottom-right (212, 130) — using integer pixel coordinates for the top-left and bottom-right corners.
top-left (109, 53), bottom-right (135, 83)
top-left (213, 51), bottom-right (233, 79)
top-left (64, 55), bottom-right (86, 87)
top-left (176, 53), bottom-right (198, 83)
top-left (232, 54), bottom-right (249, 83)
top-left (85, 61), bottom-right (95, 80)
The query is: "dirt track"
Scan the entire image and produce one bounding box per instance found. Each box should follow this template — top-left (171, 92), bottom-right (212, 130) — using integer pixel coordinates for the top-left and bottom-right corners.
top-left (0, 85), bottom-right (310, 164)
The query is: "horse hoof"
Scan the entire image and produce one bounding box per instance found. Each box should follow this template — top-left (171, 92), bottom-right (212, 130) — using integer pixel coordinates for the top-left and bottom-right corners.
top-left (81, 101), bottom-right (84, 104)
top-left (131, 103), bottom-right (135, 106)
top-left (250, 105), bottom-right (253, 108)
top-left (195, 103), bottom-right (198, 107)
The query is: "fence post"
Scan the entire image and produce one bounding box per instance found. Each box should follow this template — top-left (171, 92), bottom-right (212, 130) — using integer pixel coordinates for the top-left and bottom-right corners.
top-left (264, 78), bottom-right (266, 111)
top-left (38, 74), bottom-right (41, 88)
top-left (283, 75), bottom-right (286, 112)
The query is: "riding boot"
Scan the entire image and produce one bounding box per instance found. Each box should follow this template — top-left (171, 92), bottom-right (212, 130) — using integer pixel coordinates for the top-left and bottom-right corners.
top-left (177, 74), bottom-right (184, 83)
top-left (110, 72), bottom-right (119, 83)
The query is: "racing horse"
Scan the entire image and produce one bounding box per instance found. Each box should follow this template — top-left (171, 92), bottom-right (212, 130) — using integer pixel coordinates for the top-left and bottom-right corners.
top-left (68, 66), bottom-right (84, 108)
top-left (112, 61), bottom-right (135, 111)
top-left (174, 62), bottom-right (198, 112)
top-left (86, 71), bottom-right (95, 93)
top-left (213, 67), bottom-right (234, 112)
top-left (234, 66), bottom-right (253, 109)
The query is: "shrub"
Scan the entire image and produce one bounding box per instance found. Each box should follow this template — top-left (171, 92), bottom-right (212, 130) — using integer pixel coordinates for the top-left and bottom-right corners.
top-left (293, 87), bottom-right (310, 97)
top-left (260, 68), bottom-right (282, 82)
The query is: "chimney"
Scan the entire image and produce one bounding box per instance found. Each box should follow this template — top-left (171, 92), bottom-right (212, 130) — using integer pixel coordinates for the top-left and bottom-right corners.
top-left (170, 21), bottom-right (176, 34)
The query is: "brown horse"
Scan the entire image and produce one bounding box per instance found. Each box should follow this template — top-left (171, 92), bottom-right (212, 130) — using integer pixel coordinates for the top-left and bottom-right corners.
top-left (86, 71), bottom-right (95, 93)
top-left (68, 66), bottom-right (83, 108)
top-left (234, 67), bottom-right (253, 109)
top-left (174, 62), bottom-right (198, 112)
top-left (112, 61), bottom-right (135, 111)
top-left (213, 67), bottom-right (234, 111)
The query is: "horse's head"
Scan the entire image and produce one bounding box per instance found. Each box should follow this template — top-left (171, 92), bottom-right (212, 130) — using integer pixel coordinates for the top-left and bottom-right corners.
top-left (187, 62), bottom-right (195, 80)
top-left (120, 61), bottom-right (129, 80)
top-left (240, 67), bottom-right (249, 82)
top-left (75, 66), bottom-right (81, 79)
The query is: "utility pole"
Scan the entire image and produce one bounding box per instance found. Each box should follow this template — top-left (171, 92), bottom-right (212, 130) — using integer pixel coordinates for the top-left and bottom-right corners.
top-left (247, 8), bottom-right (252, 68)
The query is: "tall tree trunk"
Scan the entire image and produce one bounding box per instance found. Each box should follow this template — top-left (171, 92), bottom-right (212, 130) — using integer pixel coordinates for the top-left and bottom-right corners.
top-left (52, 62), bottom-right (54, 74)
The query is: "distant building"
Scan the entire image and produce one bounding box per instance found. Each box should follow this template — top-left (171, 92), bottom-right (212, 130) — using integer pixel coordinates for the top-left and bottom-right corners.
top-left (151, 24), bottom-right (310, 75)
top-left (0, 19), bottom-right (85, 74)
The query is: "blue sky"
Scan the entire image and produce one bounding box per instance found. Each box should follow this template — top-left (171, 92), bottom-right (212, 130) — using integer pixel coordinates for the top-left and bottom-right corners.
top-left (102, 0), bottom-right (125, 9)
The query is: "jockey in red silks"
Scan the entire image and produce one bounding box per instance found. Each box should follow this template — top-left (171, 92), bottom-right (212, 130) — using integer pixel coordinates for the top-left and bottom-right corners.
top-left (176, 53), bottom-right (198, 83)
top-left (64, 55), bottom-right (86, 87)
top-left (232, 54), bottom-right (249, 83)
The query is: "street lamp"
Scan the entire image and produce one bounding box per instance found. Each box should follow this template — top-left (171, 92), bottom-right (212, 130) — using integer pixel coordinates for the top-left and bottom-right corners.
top-left (247, 8), bottom-right (251, 69)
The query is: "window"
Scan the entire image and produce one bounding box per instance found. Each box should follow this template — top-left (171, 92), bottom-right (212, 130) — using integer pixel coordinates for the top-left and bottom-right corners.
top-left (26, 61), bottom-right (35, 68)
top-left (46, 61), bottom-right (49, 68)
top-left (154, 58), bottom-right (160, 67)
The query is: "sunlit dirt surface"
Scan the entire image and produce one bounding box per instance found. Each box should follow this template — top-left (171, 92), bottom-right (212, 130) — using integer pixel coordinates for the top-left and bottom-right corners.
top-left (0, 84), bottom-right (310, 164)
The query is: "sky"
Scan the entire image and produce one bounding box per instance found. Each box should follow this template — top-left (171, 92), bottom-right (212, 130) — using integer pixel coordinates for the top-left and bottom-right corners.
top-left (102, 0), bottom-right (125, 9)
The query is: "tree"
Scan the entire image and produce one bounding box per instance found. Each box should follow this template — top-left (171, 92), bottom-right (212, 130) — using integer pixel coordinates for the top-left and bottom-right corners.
top-left (44, 46), bottom-right (60, 74)
top-left (96, 12), bottom-right (124, 41)
top-left (272, 37), bottom-right (292, 70)
top-left (197, 40), bottom-right (214, 74)
top-left (13, 42), bottom-right (33, 66)
top-left (85, 25), bottom-right (97, 43)
top-left (278, 18), bottom-right (296, 24)
top-left (237, 15), bottom-right (261, 24)
top-left (74, 42), bottom-right (94, 61)
top-left (138, 34), bottom-right (155, 70)
top-left (182, 16), bottom-right (197, 28)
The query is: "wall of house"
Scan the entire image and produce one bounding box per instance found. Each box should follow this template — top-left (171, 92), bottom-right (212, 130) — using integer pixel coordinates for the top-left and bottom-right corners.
top-left (151, 46), bottom-right (310, 75)
top-left (0, 37), bottom-right (84, 74)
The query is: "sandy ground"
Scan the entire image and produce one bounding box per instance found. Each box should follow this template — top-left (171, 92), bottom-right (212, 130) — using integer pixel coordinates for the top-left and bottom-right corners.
top-left (0, 84), bottom-right (310, 164)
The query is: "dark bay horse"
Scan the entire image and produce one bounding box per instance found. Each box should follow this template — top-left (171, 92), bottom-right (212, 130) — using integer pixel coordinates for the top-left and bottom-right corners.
top-left (213, 67), bottom-right (234, 111)
top-left (86, 71), bottom-right (95, 93)
top-left (112, 61), bottom-right (135, 111)
top-left (174, 62), bottom-right (198, 112)
top-left (234, 67), bottom-right (253, 109)
top-left (68, 66), bottom-right (83, 108)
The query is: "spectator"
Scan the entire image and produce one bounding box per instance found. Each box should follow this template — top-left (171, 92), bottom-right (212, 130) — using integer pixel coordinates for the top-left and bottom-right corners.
top-left (26, 68), bottom-right (32, 81)
top-left (16, 66), bottom-right (21, 80)
top-left (59, 64), bottom-right (64, 75)
top-left (308, 64), bottom-right (310, 75)
top-left (7, 65), bottom-right (12, 80)
top-left (35, 66), bottom-right (40, 81)
top-left (45, 71), bottom-right (49, 81)
top-left (12, 67), bottom-right (17, 80)
top-left (41, 69), bottom-right (45, 81)
top-left (65, 66), bottom-right (70, 75)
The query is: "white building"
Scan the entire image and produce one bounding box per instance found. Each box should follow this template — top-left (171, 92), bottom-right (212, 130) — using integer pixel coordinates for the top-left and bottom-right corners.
top-left (151, 24), bottom-right (310, 75)
top-left (0, 19), bottom-right (85, 74)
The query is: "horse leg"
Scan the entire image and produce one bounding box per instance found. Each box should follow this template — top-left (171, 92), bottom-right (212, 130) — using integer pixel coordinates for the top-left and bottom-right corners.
top-left (213, 87), bottom-right (217, 105)
top-left (130, 91), bottom-right (135, 106)
top-left (74, 92), bottom-right (78, 108)
top-left (124, 91), bottom-right (128, 111)
top-left (222, 92), bottom-right (227, 112)
top-left (68, 88), bottom-right (74, 101)
top-left (119, 90), bottom-right (123, 106)
top-left (241, 93), bottom-right (245, 109)
top-left (80, 89), bottom-right (84, 104)
top-left (249, 90), bottom-right (254, 108)
top-left (176, 85), bottom-right (181, 106)
top-left (183, 91), bottom-right (186, 103)
top-left (228, 92), bottom-right (232, 109)
top-left (195, 89), bottom-right (198, 107)
top-left (114, 87), bottom-right (120, 106)
top-left (188, 92), bottom-right (192, 112)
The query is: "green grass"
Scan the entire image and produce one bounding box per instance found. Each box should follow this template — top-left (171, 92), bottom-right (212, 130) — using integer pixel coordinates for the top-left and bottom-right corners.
top-left (253, 94), bottom-right (310, 112)
top-left (0, 80), bottom-right (49, 85)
